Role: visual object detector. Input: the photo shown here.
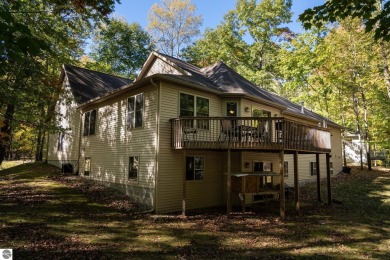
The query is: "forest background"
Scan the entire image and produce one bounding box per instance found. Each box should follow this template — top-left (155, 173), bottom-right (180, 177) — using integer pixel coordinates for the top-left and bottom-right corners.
top-left (0, 0), bottom-right (389, 166)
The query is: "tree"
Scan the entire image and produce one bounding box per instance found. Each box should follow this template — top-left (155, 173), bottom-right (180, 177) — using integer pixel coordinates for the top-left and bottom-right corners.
top-left (299, 0), bottom-right (390, 41)
top-left (88, 18), bottom-right (154, 78)
top-left (0, 0), bottom-right (118, 165)
top-left (183, 0), bottom-right (293, 91)
top-left (279, 18), bottom-right (390, 167)
top-left (147, 0), bottom-right (202, 57)
top-left (299, 1), bottom-right (390, 101)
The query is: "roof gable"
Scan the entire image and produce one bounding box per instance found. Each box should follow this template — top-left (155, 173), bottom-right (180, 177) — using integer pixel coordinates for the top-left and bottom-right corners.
top-left (63, 64), bottom-right (133, 104)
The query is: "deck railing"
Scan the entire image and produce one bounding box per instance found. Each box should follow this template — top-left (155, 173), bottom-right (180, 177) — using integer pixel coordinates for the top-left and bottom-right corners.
top-left (170, 117), bottom-right (331, 152)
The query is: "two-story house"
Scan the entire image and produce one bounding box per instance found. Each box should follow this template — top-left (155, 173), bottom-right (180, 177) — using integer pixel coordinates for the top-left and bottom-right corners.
top-left (48, 52), bottom-right (343, 216)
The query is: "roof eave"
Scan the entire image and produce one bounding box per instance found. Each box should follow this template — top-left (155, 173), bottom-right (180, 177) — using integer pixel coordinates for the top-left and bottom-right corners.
top-left (78, 74), bottom-right (221, 110)
top-left (282, 110), bottom-right (342, 129)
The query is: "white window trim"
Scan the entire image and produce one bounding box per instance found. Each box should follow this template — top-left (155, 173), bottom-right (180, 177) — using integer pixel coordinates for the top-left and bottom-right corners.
top-left (83, 109), bottom-right (97, 136)
top-left (179, 92), bottom-right (210, 117)
top-left (284, 161), bottom-right (289, 177)
top-left (310, 161), bottom-right (317, 176)
top-left (185, 155), bottom-right (205, 181)
top-left (84, 157), bottom-right (91, 177)
top-left (127, 93), bottom-right (144, 130)
top-left (128, 155), bottom-right (139, 182)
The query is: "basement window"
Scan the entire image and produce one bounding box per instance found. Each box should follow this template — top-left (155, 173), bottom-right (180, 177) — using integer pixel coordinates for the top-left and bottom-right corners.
top-left (284, 161), bottom-right (289, 177)
top-left (84, 157), bottom-right (91, 176)
top-left (128, 156), bottom-right (139, 180)
top-left (310, 162), bottom-right (317, 176)
top-left (186, 156), bottom-right (204, 181)
top-left (253, 161), bottom-right (273, 188)
top-left (330, 162), bottom-right (333, 175)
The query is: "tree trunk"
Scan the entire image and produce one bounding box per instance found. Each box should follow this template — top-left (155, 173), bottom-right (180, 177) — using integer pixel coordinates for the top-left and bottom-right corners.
top-left (352, 92), bottom-right (363, 170)
top-left (0, 104), bottom-right (15, 165)
top-left (360, 90), bottom-right (371, 170)
top-left (377, 1), bottom-right (390, 100)
top-left (380, 42), bottom-right (390, 100)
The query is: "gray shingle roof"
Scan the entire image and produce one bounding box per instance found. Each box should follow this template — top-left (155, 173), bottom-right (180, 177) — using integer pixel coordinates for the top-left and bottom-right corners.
top-left (156, 53), bottom-right (337, 126)
top-left (63, 64), bottom-right (133, 104)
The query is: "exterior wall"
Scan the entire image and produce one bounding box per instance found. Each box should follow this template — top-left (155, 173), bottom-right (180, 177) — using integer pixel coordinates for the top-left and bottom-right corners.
top-left (330, 127), bottom-right (343, 174)
top-left (47, 79), bottom-right (81, 171)
top-left (239, 152), bottom-right (329, 205)
top-left (240, 98), bottom-right (281, 117)
top-left (156, 81), bottom-right (224, 213)
top-left (144, 57), bottom-right (184, 78)
top-left (79, 84), bottom-right (158, 208)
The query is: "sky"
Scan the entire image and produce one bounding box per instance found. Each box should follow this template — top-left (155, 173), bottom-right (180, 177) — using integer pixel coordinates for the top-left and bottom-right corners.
top-left (113, 0), bottom-right (325, 34)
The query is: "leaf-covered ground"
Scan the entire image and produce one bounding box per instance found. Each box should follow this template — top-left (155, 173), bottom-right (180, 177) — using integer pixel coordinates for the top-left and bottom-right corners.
top-left (0, 162), bottom-right (389, 259)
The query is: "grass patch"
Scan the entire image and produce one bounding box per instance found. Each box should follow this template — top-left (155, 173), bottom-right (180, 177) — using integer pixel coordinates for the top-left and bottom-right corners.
top-left (1, 163), bottom-right (389, 259)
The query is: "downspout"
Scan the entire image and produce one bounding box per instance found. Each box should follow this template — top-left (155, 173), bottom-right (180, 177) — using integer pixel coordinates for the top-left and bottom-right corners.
top-left (150, 78), bottom-right (160, 213)
top-left (77, 109), bottom-right (83, 174)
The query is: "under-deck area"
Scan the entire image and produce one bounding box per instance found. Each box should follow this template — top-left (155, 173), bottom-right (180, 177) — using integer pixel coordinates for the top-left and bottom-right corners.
top-left (171, 117), bottom-right (333, 218)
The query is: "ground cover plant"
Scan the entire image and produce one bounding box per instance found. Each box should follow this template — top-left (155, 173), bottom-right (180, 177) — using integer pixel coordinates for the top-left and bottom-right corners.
top-left (0, 162), bottom-right (389, 259)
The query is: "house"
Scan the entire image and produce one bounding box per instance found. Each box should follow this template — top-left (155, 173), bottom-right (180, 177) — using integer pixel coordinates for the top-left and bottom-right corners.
top-left (47, 52), bottom-right (343, 216)
top-left (47, 64), bottom-right (132, 170)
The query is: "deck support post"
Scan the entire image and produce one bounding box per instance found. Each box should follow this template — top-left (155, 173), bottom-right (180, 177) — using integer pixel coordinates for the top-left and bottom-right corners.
top-left (279, 150), bottom-right (285, 219)
top-left (316, 153), bottom-right (321, 202)
top-left (326, 153), bottom-right (332, 206)
top-left (182, 150), bottom-right (186, 216)
top-left (294, 150), bottom-right (300, 215)
top-left (227, 149), bottom-right (232, 215)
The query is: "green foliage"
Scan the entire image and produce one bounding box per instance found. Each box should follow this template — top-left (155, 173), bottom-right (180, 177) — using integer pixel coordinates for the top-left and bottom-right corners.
top-left (299, 0), bottom-right (390, 41)
top-left (147, 0), bottom-right (202, 57)
top-left (279, 18), bottom-right (390, 149)
top-left (88, 18), bottom-right (154, 78)
top-left (183, 0), bottom-right (293, 91)
top-left (0, 0), bottom-right (118, 164)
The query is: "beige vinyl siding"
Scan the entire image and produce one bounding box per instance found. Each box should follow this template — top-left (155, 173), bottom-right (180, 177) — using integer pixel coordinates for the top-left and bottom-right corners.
top-left (47, 81), bottom-right (81, 170)
top-left (144, 57), bottom-right (184, 78)
top-left (80, 85), bottom-right (158, 201)
top-left (240, 99), bottom-right (281, 117)
top-left (156, 82), bottom-right (223, 213)
top-left (241, 152), bottom-right (328, 186)
top-left (330, 127), bottom-right (343, 174)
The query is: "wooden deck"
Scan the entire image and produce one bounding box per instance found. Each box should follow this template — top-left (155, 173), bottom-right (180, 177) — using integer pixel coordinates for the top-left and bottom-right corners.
top-left (170, 117), bottom-right (331, 153)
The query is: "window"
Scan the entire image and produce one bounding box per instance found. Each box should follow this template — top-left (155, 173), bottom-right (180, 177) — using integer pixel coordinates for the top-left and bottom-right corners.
top-left (310, 162), bottom-right (317, 176)
top-left (186, 156), bottom-right (204, 181)
top-left (128, 156), bottom-right (139, 180)
top-left (253, 162), bottom-right (273, 188)
top-left (57, 132), bottom-right (64, 151)
top-left (252, 108), bottom-right (271, 117)
top-left (226, 102), bottom-right (237, 116)
top-left (127, 94), bottom-right (144, 129)
top-left (180, 93), bottom-right (209, 129)
top-left (284, 161), bottom-right (289, 177)
top-left (84, 157), bottom-right (91, 176)
top-left (330, 162), bottom-right (333, 175)
top-left (196, 97), bottom-right (209, 129)
top-left (83, 109), bottom-right (96, 136)
top-left (254, 162), bottom-right (271, 172)
top-left (180, 93), bottom-right (195, 116)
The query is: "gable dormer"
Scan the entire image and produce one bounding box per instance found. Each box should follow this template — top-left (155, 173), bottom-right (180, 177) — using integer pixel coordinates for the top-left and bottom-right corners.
top-left (136, 52), bottom-right (200, 81)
